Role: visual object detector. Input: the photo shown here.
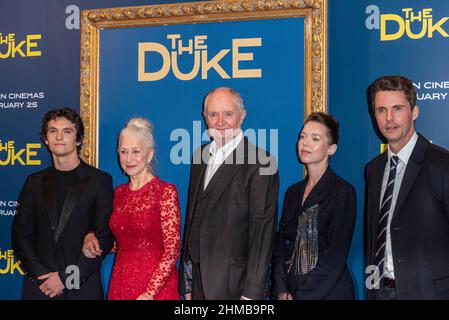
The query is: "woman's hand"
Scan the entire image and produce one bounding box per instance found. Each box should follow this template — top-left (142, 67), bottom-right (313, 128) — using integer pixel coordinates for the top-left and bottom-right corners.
top-left (136, 292), bottom-right (154, 300)
top-left (82, 232), bottom-right (102, 258)
top-left (277, 292), bottom-right (294, 300)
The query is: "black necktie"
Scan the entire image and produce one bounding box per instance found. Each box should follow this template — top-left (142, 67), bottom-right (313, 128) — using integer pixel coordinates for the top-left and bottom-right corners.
top-left (374, 155), bottom-right (399, 280)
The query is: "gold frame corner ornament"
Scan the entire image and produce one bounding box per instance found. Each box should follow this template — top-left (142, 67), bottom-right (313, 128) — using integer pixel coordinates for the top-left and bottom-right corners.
top-left (79, 0), bottom-right (327, 166)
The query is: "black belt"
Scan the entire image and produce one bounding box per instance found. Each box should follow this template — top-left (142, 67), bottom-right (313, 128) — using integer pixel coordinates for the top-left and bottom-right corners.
top-left (383, 277), bottom-right (396, 288)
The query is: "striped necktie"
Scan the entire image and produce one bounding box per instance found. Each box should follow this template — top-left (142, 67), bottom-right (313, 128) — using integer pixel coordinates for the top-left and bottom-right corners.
top-left (374, 155), bottom-right (399, 281)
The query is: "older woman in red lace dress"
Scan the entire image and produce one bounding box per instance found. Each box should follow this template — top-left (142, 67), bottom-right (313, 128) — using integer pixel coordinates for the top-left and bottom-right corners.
top-left (82, 118), bottom-right (180, 300)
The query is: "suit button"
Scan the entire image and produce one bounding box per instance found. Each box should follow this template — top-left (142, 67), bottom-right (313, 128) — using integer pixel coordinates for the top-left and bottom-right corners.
top-left (285, 240), bottom-right (290, 245)
top-left (393, 227), bottom-right (402, 231)
top-left (397, 259), bottom-right (406, 263)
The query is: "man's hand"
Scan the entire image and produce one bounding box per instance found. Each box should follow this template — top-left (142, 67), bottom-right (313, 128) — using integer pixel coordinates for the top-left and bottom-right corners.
top-left (38, 272), bottom-right (65, 298)
top-left (184, 293), bottom-right (192, 300)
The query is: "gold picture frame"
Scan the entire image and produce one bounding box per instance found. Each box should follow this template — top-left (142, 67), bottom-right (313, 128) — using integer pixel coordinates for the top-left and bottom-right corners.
top-left (79, 0), bottom-right (327, 166)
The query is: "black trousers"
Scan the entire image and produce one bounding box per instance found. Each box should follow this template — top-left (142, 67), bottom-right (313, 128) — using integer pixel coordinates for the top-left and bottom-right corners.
top-left (372, 284), bottom-right (397, 300)
top-left (192, 263), bottom-right (206, 300)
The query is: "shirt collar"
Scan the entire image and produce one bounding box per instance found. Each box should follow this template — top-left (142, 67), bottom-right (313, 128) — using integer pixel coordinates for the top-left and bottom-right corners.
top-left (209, 131), bottom-right (244, 157)
top-left (387, 131), bottom-right (418, 165)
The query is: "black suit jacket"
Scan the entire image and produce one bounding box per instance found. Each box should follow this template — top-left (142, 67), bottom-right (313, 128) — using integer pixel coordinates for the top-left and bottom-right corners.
top-left (365, 134), bottom-right (449, 299)
top-left (12, 160), bottom-right (114, 300)
top-left (179, 138), bottom-right (279, 299)
top-left (272, 167), bottom-right (356, 299)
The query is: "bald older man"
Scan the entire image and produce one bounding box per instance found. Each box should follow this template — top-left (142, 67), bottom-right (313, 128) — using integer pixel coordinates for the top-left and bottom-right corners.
top-left (179, 87), bottom-right (279, 300)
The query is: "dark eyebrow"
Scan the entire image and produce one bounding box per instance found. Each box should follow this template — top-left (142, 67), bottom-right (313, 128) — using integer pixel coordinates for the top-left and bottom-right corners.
top-left (48, 126), bottom-right (74, 131)
top-left (375, 104), bottom-right (405, 109)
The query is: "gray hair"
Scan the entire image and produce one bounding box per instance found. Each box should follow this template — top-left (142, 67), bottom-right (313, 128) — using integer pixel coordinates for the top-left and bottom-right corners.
top-left (119, 117), bottom-right (154, 150)
top-left (203, 87), bottom-right (245, 114)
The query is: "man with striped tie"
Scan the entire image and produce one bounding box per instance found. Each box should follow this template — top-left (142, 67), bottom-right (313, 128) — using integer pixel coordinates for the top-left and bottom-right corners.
top-left (365, 75), bottom-right (449, 300)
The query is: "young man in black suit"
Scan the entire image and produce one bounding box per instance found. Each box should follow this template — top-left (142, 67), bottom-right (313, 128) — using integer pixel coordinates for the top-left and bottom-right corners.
top-left (365, 76), bottom-right (449, 299)
top-left (12, 108), bottom-right (114, 299)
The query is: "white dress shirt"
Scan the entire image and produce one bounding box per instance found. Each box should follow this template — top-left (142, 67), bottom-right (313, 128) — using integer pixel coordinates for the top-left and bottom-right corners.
top-left (203, 132), bottom-right (244, 190)
top-left (381, 131), bottom-right (418, 279)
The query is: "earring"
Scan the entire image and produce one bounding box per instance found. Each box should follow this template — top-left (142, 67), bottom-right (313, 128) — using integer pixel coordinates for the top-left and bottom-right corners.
top-left (146, 161), bottom-right (152, 174)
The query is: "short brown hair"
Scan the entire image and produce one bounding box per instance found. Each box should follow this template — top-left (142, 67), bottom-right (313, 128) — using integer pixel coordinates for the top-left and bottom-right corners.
top-left (303, 112), bottom-right (339, 145)
top-left (370, 75), bottom-right (417, 110)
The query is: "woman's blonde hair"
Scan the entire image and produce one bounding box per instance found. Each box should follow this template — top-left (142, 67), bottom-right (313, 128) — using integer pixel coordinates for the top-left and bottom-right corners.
top-left (119, 117), bottom-right (154, 150)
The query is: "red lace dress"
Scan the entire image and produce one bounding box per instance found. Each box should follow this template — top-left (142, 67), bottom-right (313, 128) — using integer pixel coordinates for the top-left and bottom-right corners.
top-left (108, 177), bottom-right (181, 300)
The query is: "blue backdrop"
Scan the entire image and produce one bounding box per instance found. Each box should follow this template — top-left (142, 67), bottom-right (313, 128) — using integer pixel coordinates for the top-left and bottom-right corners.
top-left (1, 0), bottom-right (448, 300)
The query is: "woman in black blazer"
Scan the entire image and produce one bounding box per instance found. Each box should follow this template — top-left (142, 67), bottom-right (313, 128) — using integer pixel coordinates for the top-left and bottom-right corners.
top-left (272, 112), bottom-right (356, 300)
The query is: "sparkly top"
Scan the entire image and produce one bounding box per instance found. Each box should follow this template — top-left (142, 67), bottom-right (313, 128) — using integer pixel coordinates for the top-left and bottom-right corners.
top-left (286, 204), bottom-right (319, 275)
top-left (108, 176), bottom-right (181, 300)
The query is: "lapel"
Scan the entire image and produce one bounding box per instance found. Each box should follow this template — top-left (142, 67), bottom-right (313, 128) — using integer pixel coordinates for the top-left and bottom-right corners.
top-left (187, 145), bottom-right (209, 226)
top-left (370, 152), bottom-right (388, 237)
top-left (301, 167), bottom-right (334, 211)
top-left (199, 138), bottom-right (246, 210)
top-left (200, 153), bottom-right (238, 200)
top-left (370, 151), bottom-right (388, 224)
top-left (189, 138), bottom-right (247, 227)
top-left (42, 169), bottom-right (58, 238)
top-left (54, 161), bottom-right (90, 243)
top-left (292, 182), bottom-right (305, 218)
top-left (391, 134), bottom-right (428, 221)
